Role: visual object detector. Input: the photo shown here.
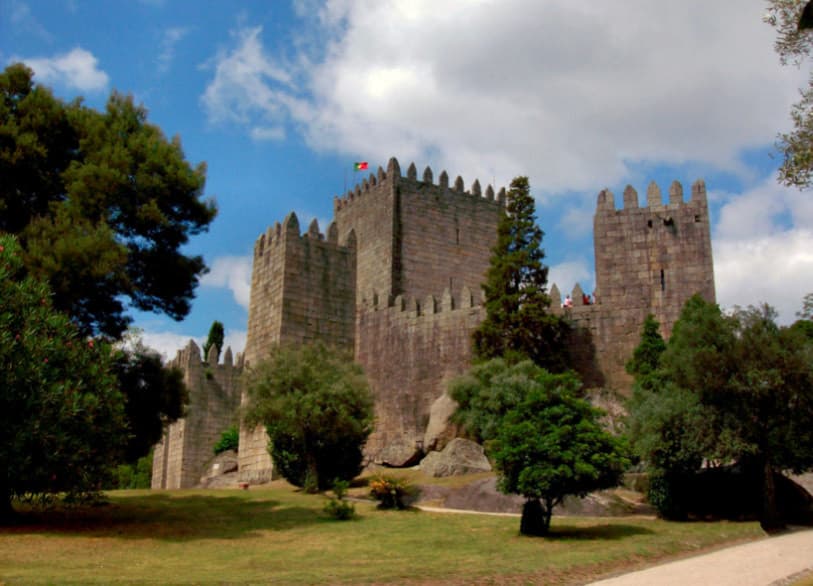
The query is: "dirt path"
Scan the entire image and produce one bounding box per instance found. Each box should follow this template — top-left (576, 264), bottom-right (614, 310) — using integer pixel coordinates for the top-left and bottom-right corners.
top-left (587, 528), bottom-right (813, 586)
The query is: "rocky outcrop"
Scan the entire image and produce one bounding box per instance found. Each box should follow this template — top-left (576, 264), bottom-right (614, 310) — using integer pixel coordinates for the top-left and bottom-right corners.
top-left (423, 392), bottom-right (458, 452)
top-left (420, 438), bottom-right (492, 477)
top-left (376, 437), bottom-right (423, 467)
top-left (199, 450), bottom-right (238, 488)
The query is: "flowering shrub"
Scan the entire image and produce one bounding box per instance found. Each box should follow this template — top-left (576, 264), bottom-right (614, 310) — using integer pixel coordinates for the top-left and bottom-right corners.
top-left (369, 475), bottom-right (420, 510)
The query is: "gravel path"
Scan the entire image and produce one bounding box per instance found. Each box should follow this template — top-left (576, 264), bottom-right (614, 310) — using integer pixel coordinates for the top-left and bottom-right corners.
top-left (587, 528), bottom-right (813, 586)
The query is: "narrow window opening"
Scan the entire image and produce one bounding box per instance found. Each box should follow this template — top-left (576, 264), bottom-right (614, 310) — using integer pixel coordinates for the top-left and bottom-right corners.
top-left (647, 220), bottom-right (653, 229)
top-left (455, 227), bottom-right (460, 244)
top-left (694, 214), bottom-right (701, 223)
top-left (660, 269), bottom-right (665, 292)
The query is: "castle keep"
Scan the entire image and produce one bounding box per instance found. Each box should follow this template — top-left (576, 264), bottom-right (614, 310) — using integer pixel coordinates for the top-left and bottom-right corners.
top-left (151, 157), bottom-right (715, 489)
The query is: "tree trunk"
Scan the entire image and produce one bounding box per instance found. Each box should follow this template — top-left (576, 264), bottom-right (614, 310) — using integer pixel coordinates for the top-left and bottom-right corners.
top-left (520, 498), bottom-right (551, 536)
top-left (760, 457), bottom-right (784, 533)
top-left (0, 485), bottom-right (15, 525)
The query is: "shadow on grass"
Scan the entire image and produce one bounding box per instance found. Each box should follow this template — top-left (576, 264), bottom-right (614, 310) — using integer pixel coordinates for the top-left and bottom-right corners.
top-left (544, 522), bottom-right (655, 541)
top-left (2, 492), bottom-right (324, 541)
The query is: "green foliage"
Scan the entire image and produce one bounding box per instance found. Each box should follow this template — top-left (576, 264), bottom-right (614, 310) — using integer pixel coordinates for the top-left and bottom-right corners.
top-left (213, 426), bottom-right (239, 455)
top-left (473, 176), bottom-right (569, 372)
top-left (450, 358), bottom-right (582, 444)
top-left (369, 475), bottom-right (420, 510)
top-left (323, 480), bottom-right (355, 520)
top-left (490, 367), bottom-right (629, 535)
top-left (0, 235), bottom-right (127, 519)
top-left (202, 321), bottom-right (225, 362)
top-left (112, 453), bottom-right (153, 490)
top-left (627, 294), bottom-right (813, 528)
top-left (625, 314), bottom-right (666, 391)
top-left (111, 340), bottom-right (187, 462)
top-left (765, 1), bottom-right (813, 189)
top-left (0, 63), bottom-right (216, 337)
top-left (244, 343), bottom-right (374, 492)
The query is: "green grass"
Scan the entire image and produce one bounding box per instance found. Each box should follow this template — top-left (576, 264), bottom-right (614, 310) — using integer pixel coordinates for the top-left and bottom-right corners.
top-left (0, 482), bottom-right (765, 585)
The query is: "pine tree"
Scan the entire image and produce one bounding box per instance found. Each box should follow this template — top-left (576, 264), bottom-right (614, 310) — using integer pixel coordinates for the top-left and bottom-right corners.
top-left (473, 176), bottom-right (569, 371)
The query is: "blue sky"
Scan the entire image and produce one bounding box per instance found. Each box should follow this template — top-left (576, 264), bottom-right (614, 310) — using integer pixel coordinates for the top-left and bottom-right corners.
top-left (2, 0), bottom-right (813, 360)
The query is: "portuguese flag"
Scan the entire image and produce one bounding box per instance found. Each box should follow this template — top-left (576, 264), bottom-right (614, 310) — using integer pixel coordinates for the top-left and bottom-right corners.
top-left (354, 161), bottom-right (368, 171)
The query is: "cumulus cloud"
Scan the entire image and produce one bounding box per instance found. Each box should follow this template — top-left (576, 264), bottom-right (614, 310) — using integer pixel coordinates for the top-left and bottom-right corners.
top-left (20, 48), bottom-right (109, 93)
top-left (712, 177), bottom-right (813, 324)
top-left (200, 255), bottom-right (252, 309)
top-left (201, 0), bottom-right (803, 197)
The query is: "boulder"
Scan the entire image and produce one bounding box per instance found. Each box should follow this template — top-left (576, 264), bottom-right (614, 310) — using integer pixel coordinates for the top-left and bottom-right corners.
top-left (423, 392), bottom-right (458, 452)
top-left (376, 436), bottom-right (423, 467)
top-left (199, 449), bottom-right (238, 487)
top-left (420, 438), bottom-right (491, 477)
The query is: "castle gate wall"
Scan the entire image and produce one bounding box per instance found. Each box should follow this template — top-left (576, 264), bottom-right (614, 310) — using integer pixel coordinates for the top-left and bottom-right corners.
top-left (356, 288), bottom-right (483, 456)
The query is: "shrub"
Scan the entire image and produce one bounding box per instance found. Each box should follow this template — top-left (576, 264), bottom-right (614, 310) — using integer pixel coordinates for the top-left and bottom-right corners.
top-left (369, 475), bottom-right (419, 510)
top-left (323, 480), bottom-right (355, 520)
top-left (213, 426), bottom-right (239, 455)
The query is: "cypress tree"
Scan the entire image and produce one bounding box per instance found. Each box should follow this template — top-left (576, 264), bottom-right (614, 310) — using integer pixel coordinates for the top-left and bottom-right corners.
top-left (473, 176), bottom-right (569, 371)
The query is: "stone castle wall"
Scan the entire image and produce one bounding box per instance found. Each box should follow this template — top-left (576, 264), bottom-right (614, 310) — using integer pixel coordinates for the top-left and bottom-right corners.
top-left (151, 342), bottom-right (242, 489)
top-left (550, 179), bottom-right (716, 390)
top-left (153, 157), bottom-right (716, 488)
top-left (239, 214), bottom-right (357, 482)
top-left (356, 287), bottom-right (484, 457)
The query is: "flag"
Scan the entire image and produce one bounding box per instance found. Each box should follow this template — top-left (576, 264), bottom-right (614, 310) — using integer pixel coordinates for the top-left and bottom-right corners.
top-left (354, 161), bottom-right (368, 171)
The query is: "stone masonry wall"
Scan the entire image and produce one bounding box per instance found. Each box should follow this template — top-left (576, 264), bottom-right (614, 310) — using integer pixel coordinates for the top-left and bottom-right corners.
top-left (238, 216), bottom-right (357, 482)
top-left (151, 341), bottom-right (242, 489)
top-left (334, 164), bottom-right (397, 305)
top-left (355, 287), bottom-right (484, 457)
top-left (551, 179), bottom-right (716, 392)
top-left (395, 161), bottom-right (503, 302)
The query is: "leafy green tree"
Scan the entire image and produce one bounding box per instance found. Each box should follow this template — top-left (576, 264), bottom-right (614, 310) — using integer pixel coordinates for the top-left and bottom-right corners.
top-left (0, 235), bottom-right (127, 521)
top-left (765, 1), bottom-right (813, 188)
top-left (202, 321), bottom-right (225, 362)
top-left (473, 176), bottom-right (568, 372)
top-left (244, 343), bottom-right (374, 492)
top-left (628, 294), bottom-right (813, 529)
top-left (111, 340), bottom-right (187, 462)
top-left (450, 358), bottom-right (582, 444)
top-left (0, 63), bottom-right (216, 337)
top-left (625, 314), bottom-right (667, 391)
top-left (488, 363), bottom-right (628, 535)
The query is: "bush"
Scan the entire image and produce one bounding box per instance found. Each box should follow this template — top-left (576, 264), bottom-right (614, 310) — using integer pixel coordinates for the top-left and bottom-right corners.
top-left (369, 476), bottom-right (419, 510)
top-left (112, 453), bottom-right (153, 489)
top-left (213, 426), bottom-right (239, 455)
top-left (323, 480), bottom-right (355, 520)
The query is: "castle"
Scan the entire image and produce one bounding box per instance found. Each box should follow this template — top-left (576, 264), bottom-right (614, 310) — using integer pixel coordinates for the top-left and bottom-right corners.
top-left (152, 157), bottom-right (715, 489)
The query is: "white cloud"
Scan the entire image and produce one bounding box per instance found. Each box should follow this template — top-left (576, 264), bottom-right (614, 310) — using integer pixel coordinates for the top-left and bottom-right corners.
top-left (139, 331), bottom-right (202, 362)
top-left (201, 1), bottom-right (805, 198)
top-left (20, 48), bottom-right (109, 93)
top-left (200, 255), bottom-right (252, 309)
top-left (157, 26), bottom-right (190, 73)
top-left (250, 125), bottom-right (286, 141)
top-left (200, 26), bottom-right (302, 127)
top-left (138, 328), bottom-right (247, 363)
top-left (548, 259), bottom-right (593, 298)
top-left (712, 177), bottom-right (813, 324)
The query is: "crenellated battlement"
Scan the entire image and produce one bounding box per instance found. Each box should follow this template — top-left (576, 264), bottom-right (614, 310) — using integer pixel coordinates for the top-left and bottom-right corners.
top-left (253, 213), bottom-right (354, 259)
top-left (549, 282), bottom-right (600, 316)
top-left (359, 285), bottom-right (483, 317)
top-left (170, 339), bottom-right (244, 371)
top-left (333, 156), bottom-right (506, 214)
top-left (596, 179), bottom-right (707, 213)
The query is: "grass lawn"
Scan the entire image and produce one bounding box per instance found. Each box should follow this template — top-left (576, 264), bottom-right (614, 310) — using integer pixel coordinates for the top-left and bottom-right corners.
top-left (0, 482), bottom-right (765, 585)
